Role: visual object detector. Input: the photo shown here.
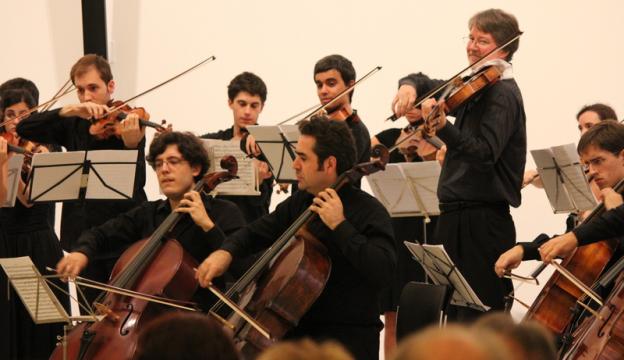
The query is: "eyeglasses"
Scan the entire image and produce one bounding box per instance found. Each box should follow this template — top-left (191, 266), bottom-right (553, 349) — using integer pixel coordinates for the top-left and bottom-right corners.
top-left (464, 36), bottom-right (493, 47)
top-left (153, 157), bottom-right (187, 170)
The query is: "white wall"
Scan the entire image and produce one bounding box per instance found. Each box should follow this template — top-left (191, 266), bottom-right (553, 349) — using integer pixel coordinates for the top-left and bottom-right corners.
top-left (3, 0), bottom-right (624, 318)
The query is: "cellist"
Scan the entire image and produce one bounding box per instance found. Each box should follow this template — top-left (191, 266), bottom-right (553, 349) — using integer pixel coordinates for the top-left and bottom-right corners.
top-left (391, 8), bottom-right (526, 320)
top-left (495, 121), bottom-right (624, 275)
top-left (197, 117), bottom-right (396, 360)
top-left (56, 131), bottom-right (245, 310)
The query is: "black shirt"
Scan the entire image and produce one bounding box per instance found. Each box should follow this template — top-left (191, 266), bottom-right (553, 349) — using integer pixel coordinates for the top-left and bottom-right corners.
top-left (201, 127), bottom-right (272, 223)
top-left (16, 108), bottom-right (148, 256)
top-left (73, 193), bottom-right (245, 309)
top-left (221, 184), bottom-right (396, 329)
top-left (400, 73), bottom-right (526, 207)
top-left (346, 110), bottom-right (371, 166)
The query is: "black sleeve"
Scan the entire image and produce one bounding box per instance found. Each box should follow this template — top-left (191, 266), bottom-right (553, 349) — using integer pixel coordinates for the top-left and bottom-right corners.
top-left (375, 128), bottom-right (401, 148)
top-left (204, 199), bottom-right (246, 245)
top-left (72, 204), bottom-right (148, 259)
top-left (398, 73), bottom-right (445, 97)
top-left (16, 109), bottom-right (72, 145)
top-left (518, 233), bottom-right (551, 261)
top-left (435, 82), bottom-right (521, 165)
top-left (573, 205), bottom-right (624, 245)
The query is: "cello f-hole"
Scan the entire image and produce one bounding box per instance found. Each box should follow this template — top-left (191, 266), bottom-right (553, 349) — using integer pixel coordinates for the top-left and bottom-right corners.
top-left (120, 303), bottom-right (135, 336)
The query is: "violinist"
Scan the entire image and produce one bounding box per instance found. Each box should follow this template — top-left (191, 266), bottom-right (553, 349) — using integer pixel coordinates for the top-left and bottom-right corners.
top-left (314, 55), bottom-right (371, 168)
top-left (0, 86), bottom-right (67, 360)
top-left (201, 72), bottom-right (273, 223)
top-left (495, 121), bottom-right (624, 276)
top-left (56, 131), bottom-right (245, 310)
top-left (197, 117), bottom-right (396, 360)
top-left (16, 54), bottom-right (148, 303)
top-left (392, 8), bottom-right (525, 319)
top-left (0, 137), bottom-right (6, 202)
top-left (372, 98), bottom-right (445, 357)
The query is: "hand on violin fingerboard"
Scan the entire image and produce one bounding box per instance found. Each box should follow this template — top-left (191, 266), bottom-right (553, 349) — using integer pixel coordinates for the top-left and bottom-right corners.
top-left (120, 112), bottom-right (146, 148)
top-left (600, 187), bottom-right (624, 210)
top-left (422, 99), bottom-right (447, 132)
top-left (392, 84), bottom-right (417, 118)
top-left (59, 102), bottom-right (110, 120)
top-left (309, 188), bottom-right (346, 230)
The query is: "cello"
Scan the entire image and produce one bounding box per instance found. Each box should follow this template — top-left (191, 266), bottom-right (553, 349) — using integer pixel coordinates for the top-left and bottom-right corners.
top-left (208, 145), bottom-right (390, 358)
top-left (49, 156), bottom-right (238, 360)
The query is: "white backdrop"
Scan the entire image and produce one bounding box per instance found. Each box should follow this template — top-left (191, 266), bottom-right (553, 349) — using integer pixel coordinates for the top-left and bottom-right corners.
top-left (2, 0), bottom-right (624, 320)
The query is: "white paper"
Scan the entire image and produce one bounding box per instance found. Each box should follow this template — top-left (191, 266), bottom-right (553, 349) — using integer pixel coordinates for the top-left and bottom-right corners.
top-left (246, 125), bottom-right (298, 182)
top-left (29, 151), bottom-right (85, 202)
top-left (203, 139), bottom-right (260, 196)
top-left (85, 150), bottom-right (138, 200)
top-left (1, 154), bottom-right (24, 207)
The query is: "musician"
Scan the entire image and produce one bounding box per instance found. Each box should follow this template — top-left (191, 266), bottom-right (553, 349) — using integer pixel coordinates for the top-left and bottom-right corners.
top-left (371, 103), bottom-right (444, 356)
top-left (16, 54), bottom-right (148, 302)
top-left (201, 72), bottom-right (273, 223)
top-left (495, 121), bottom-right (624, 275)
top-left (196, 117), bottom-right (396, 360)
top-left (391, 8), bottom-right (525, 318)
top-left (56, 131), bottom-right (245, 310)
top-left (0, 86), bottom-right (67, 360)
top-left (314, 55), bottom-right (371, 167)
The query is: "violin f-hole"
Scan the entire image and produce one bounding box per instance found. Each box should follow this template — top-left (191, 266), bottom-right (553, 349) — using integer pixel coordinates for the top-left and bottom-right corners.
top-left (120, 303), bottom-right (134, 336)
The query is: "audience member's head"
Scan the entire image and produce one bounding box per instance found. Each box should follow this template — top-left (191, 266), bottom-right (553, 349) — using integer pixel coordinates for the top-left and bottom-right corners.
top-left (473, 312), bottom-right (557, 360)
top-left (392, 324), bottom-right (509, 360)
top-left (257, 338), bottom-right (354, 360)
top-left (135, 312), bottom-right (239, 360)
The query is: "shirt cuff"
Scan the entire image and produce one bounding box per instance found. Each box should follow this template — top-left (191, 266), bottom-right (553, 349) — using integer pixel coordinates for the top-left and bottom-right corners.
top-left (518, 242), bottom-right (540, 261)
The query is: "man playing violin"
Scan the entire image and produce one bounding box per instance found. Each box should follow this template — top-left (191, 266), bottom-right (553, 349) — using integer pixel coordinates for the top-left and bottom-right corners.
top-left (495, 121), bottom-right (624, 276)
top-left (392, 8), bottom-right (526, 319)
top-left (196, 117), bottom-right (396, 360)
top-left (201, 72), bottom-right (273, 224)
top-left (56, 131), bottom-right (245, 310)
top-left (16, 54), bottom-right (148, 303)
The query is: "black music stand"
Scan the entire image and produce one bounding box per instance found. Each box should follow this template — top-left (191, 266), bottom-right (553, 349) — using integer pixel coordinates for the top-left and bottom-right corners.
top-left (246, 125), bottom-right (299, 183)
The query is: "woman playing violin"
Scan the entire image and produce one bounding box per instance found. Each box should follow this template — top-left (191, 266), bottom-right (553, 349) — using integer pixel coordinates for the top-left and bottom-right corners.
top-left (391, 9), bottom-right (526, 320)
top-left (0, 84), bottom-right (67, 360)
top-left (16, 54), bottom-right (148, 304)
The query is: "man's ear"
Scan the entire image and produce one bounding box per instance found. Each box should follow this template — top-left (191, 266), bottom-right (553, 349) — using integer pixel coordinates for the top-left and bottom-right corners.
top-left (107, 79), bottom-right (116, 95)
top-left (325, 156), bottom-right (338, 174)
top-left (191, 164), bottom-right (201, 178)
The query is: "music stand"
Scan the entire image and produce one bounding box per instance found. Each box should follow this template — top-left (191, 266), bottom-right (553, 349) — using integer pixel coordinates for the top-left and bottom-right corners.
top-left (246, 125), bottom-right (299, 183)
top-left (1, 154), bottom-right (24, 207)
top-left (27, 150), bottom-right (138, 203)
top-left (531, 143), bottom-right (596, 214)
top-left (404, 242), bottom-right (490, 312)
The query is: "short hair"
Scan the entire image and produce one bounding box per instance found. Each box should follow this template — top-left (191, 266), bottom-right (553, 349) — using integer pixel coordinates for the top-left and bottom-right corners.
top-left (69, 54), bottom-right (113, 84)
top-left (298, 115), bottom-right (356, 175)
top-left (147, 131), bottom-right (209, 181)
top-left (577, 121), bottom-right (624, 155)
top-left (0, 78), bottom-right (39, 104)
top-left (257, 339), bottom-right (353, 360)
top-left (0, 89), bottom-right (37, 131)
top-left (576, 103), bottom-right (618, 122)
top-left (468, 9), bottom-right (521, 61)
top-left (135, 312), bottom-right (239, 360)
top-left (314, 55), bottom-right (356, 102)
top-left (227, 72), bottom-right (267, 103)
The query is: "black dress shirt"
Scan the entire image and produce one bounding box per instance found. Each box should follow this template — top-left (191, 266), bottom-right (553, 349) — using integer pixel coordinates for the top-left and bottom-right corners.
top-left (16, 108), bottom-right (148, 256)
top-left (73, 193), bottom-right (245, 310)
top-left (221, 184), bottom-right (396, 330)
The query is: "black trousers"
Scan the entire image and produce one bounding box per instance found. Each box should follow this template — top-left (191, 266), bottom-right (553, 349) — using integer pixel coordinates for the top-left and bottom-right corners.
top-left (435, 203), bottom-right (515, 320)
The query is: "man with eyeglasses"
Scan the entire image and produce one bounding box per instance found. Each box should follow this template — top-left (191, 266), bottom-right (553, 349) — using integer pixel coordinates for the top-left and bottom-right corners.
top-left (391, 8), bottom-right (525, 320)
top-left (56, 131), bottom-right (245, 310)
top-left (495, 121), bottom-right (624, 275)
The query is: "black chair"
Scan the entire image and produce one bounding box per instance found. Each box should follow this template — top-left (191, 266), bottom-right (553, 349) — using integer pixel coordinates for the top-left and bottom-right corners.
top-left (395, 281), bottom-right (452, 341)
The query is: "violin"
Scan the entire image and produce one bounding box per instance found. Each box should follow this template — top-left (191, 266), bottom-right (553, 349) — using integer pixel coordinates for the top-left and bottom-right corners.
top-left (89, 100), bottom-right (170, 139)
top-left (49, 156), bottom-right (238, 360)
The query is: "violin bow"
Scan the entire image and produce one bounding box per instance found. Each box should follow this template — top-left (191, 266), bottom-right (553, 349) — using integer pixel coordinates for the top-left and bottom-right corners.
top-left (103, 55), bottom-right (217, 117)
top-left (387, 31), bottom-right (523, 122)
top-left (277, 66), bottom-right (382, 125)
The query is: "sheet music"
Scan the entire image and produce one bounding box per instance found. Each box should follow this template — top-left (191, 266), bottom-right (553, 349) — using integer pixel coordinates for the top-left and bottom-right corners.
top-left (531, 143), bottom-right (596, 213)
top-left (365, 161), bottom-right (440, 217)
top-left (246, 125), bottom-right (298, 182)
top-left (30, 151), bottom-right (85, 201)
top-left (203, 139), bottom-right (260, 196)
top-left (0, 257), bottom-right (68, 324)
top-left (1, 154), bottom-right (24, 207)
top-left (86, 150), bottom-right (138, 199)
top-left (404, 242), bottom-right (490, 311)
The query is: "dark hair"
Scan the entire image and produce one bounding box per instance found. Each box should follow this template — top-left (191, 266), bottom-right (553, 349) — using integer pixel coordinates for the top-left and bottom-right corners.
top-left (147, 131), bottom-right (209, 181)
top-left (0, 78), bottom-right (39, 104)
top-left (0, 89), bottom-right (37, 132)
top-left (576, 103), bottom-right (618, 122)
top-left (577, 121), bottom-right (624, 155)
top-left (298, 115), bottom-right (356, 175)
top-left (135, 312), bottom-right (239, 360)
top-left (70, 54), bottom-right (113, 84)
top-left (228, 72), bottom-right (267, 103)
top-left (469, 9), bottom-right (521, 61)
top-left (314, 55), bottom-right (356, 102)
